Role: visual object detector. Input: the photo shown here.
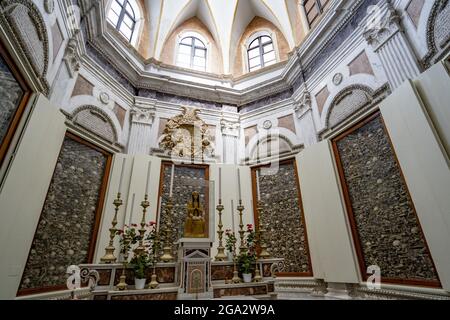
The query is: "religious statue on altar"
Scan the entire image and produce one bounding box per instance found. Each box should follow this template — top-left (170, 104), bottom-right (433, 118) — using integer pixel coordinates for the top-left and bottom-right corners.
top-left (184, 192), bottom-right (207, 238)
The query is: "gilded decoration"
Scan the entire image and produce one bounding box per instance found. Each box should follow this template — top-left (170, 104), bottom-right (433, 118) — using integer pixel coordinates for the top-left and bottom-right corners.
top-left (184, 192), bottom-right (207, 238)
top-left (159, 107), bottom-right (214, 160)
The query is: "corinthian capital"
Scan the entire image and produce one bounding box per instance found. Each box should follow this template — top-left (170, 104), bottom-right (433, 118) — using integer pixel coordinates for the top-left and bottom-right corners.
top-left (294, 91), bottom-right (311, 119)
top-left (130, 106), bottom-right (155, 125)
top-left (363, 1), bottom-right (402, 50)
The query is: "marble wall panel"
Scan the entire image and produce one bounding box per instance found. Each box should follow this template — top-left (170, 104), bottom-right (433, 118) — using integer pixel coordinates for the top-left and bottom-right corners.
top-left (19, 135), bottom-right (110, 293)
top-left (334, 113), bottom-right (439, 284)
top-left (255, 161), bottom-right (312, 274)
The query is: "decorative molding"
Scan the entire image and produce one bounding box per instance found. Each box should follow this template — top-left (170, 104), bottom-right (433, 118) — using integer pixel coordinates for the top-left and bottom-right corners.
top-left (63, 32), bottom-right (81, 78)
top-left (220, 117), bottom-right (240, 137)
top-left (293, 91), bottom-right (312, 119)
top-left (422, 0), bottom-right (450, 68)
top-left (0, 0), bottom-right (50, 95)
top-left (159, 107), bottom-right (214, 160)
top-left (363, 2), bottom-right (403, 51)
top-left (332, 73), bottom-right (343, 86)
top-left (44, 0), bottom-right (54, 14)
top-left (130, 105), bottom-right (155, 125)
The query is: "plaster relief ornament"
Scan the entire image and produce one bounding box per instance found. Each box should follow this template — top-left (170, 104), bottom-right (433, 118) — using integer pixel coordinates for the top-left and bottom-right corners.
top-left (99, 92), bottom-right (110, 104)
top-left (263, 120), bottom-right (272, 130)
top-left (333, 73), bottom-right (343, 86)
top-left (159, 107), bottom-right (214, 160)
top-left (44, 0), bottom-right (54, 14)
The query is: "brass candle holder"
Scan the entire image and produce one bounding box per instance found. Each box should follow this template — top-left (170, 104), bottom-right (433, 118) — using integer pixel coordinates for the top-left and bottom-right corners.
top-left (231, 233), bottom-right (241, 284)
top-left (257, 201), bottom-right (270, 259)
top-left (160, 197), bottom-right (175, 262)
top-left (116, 250), bottom-right (129, 291)
top-left (134, 194), bottom-right (149, 256)
top-left (100, 193), bottom-right (123, 263)
top-left (253, 263), bottom-right (263, 282)
top-left (237, 200), bottom-right (247, 255)
top-left (215, 199), bottom-right (227, 261)
top-left (149, 231), bottom-right (160, 289)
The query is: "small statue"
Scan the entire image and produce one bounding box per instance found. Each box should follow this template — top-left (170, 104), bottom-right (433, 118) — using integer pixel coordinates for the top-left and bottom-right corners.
top-left (184, 191), bottom-right (207, 238)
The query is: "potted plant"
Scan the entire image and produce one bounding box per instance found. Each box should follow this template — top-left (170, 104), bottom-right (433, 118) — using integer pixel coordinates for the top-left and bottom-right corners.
top-left (130, 253), bottom-right (150, 289)
top-left (116, 222), bottom-right (158, 290)
top-left (238, 224), bottom-right (257, 283)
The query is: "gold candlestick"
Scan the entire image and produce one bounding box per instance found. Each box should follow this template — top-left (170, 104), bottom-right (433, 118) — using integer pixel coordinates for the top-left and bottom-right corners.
top-left (215, 200), bottom-right (227, 261)
top-left (149, 231), bottom-right (160, 289)
top-left (253, 263), bottom-right (262, 282)
top-left (134, 194), bottom-right (149, 256)
top-left (100, 193), bottom-right (123, 263)
top-left (237, 200), bottom-right (247, 255)
top-left (231, 233), bottom-right (241, 283)
top-left (116, 251), bottom-right (129, 291)
top-left (160, 198), bottom-right (175, 262)
top-left (257, 201), bottom-right (270, 259)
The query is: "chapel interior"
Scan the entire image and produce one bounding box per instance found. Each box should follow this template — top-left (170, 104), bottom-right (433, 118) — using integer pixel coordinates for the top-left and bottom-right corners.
top-left (0, 0), bottom-right (450, 301)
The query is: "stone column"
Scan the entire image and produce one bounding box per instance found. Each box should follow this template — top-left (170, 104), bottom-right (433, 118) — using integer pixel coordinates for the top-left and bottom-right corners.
top-left (294, 91), bottom-right (318, 147)
top-left (299, 0), bottom-right (311, 34)
top-left (127, 99), bottom-right (156, 155)
top-left (220, 117), bottom-right (240, 164)
top-left (363, 0), bottom-right (421, 90)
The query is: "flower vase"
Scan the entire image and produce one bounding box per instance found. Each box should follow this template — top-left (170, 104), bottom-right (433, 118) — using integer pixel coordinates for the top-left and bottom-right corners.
top-left (242, 273), bottom-right (252, 283)
top-left (134, 278), bottom-right (147, 290)
top-left (227, 252), bottom-right (233, 262)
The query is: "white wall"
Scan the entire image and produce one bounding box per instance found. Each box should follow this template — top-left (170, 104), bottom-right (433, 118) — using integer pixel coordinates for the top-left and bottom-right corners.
top-left (296, 141), bottom-right (360, 284)
top-left (380, 79), bottom-right (450, 292)
top-left (0, 95), bottom-right (66, 299)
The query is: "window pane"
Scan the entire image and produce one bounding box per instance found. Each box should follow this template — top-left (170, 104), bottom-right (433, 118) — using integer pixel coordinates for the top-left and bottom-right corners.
top-left (181, 37), bottom-right (192, 45)
top-left (263, 43), bottom-right (274, 53)
top-left (249, 57), bottom-right (260, 68)
top-left (116, 0), bottom-right (125, 5)
top-left (123, 15), bottom-right (134, 28)
top-left (111, 1), bottom-right (122, 15)
top-left (107, 11), bottom-right (119, 26)
top-left (249, 39), bottom-right (259, 49)
top-left (250, 65), bottom-right (261, 72)
top-left (193, 57), bottom-right (206, 67)
top-left (260, 36), bottom-right (272, 44)
top-left (179, 44), bottom-right (191, 55)
top-left (177, 54), bottom-right (190, 65)
top-left (263, 51), bottom-right (276, 63)
top-left (120, 25), bottom-right (132, 40)
top-left (194, 38), bottom-right (206, 48)
top-left (195, 48), bottom-right (206, 58)
top-left (248, 48), bottom-right (259, 59)
top-left (125, 3), bottom-right (135, 19)
top-left (193, 65), bottom-right (206, 71)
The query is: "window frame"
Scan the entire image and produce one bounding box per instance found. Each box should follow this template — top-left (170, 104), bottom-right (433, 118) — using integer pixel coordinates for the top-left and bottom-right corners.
top-left (176, 35), bottom-right (208, 72)
top-left (107, 0), bottom-right (141, 44)
top-left (246, 34), bottom-right (277, 73)
top-left (304, 0), bottom-right (330, 27)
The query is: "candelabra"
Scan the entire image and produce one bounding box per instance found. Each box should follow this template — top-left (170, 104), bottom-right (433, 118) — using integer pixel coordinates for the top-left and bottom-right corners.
top-left (160, 197), bottom-right (175, 262)
top-left (257, 201), bottom-right (270, 259)
top-left (134, 195), bottom-right (149, 256)
top-left (100, 193), bottom-right (123, 263)
top-left (231, 233), bottom-right (241, 283)
top-left (215, 200), bottom-right (227, 261)
top-left (116, 247), bottom-right (129, 291)
top-left (237, 200), bottom-right (247, 254)
top-left (149, 231), bottom-right (160, 289)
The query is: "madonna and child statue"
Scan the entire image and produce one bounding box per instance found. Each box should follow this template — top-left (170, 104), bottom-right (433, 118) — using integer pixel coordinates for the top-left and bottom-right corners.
top-left (184, 191), bottom-right (207, 238)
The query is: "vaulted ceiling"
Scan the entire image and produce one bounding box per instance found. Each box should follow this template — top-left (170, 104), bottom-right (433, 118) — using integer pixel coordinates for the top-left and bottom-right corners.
top-left (136, 0), bottom-right (302, 74)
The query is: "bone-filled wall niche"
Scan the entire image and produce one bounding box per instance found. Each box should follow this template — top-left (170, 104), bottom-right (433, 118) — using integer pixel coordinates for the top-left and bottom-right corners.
top-left (253, 160), bottom-right (312, 275)
top-left (18, 134), bottom-right (111, 294)
top-left (333, 112), bottom-right (439, 286)
top-left (158, 163), bottom-right (209, 256)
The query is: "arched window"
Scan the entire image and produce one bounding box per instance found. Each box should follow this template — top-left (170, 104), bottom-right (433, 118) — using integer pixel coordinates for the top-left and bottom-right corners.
top-left (176, 36), bottom-right (207, 72)
top-left (247, 35), bottom-right (276, 72)
top-left (107, 0), bottom-right (141, 44)
top-left (303, 0), bottom-right (330, 27)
